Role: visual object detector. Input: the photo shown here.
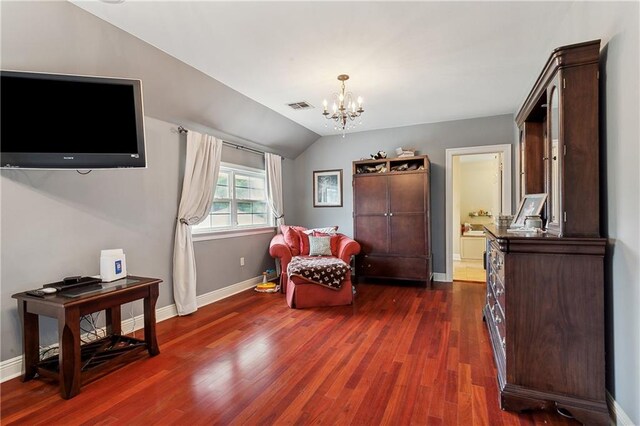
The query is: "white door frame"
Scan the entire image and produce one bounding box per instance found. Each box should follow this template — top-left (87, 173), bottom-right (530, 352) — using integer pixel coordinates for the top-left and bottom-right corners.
top-left (445, 144), bottom-right (512, 282)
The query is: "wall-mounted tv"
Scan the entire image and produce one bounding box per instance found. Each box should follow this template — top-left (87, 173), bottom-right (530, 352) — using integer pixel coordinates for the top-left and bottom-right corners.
top-left (1, 70), bottom-right (146, 169)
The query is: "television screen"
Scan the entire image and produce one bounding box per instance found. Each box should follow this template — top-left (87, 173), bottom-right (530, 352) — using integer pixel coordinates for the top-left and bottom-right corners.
top-left (1, 70), bottom-right (146, 169)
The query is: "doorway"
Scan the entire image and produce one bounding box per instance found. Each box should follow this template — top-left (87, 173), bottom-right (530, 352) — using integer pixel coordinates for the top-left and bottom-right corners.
top-left (445, 145), bottom-right (512, 282)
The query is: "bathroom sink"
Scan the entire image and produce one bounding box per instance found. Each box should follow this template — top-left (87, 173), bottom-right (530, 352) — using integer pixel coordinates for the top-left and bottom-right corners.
top-left (464, 230), bottom-right (485, 236)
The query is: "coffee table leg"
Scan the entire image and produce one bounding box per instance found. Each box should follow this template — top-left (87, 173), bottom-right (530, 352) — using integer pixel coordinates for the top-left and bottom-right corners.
top-left (58, 307), bottom-right (81, 399)
top-left (18, 300), bottom-right (39, 381)
top-left (106, 306), bottom-right (122, 336)
top-left (143, 284), bottom-right (160, 356)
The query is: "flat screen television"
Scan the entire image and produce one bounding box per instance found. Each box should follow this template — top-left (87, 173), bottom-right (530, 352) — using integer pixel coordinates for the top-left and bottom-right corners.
top-left (1, 70), bottom-right (146, 169)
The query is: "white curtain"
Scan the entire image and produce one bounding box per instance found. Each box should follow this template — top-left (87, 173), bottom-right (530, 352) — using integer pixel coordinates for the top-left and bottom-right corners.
top-left (173, 130), bottom-right (223, 315)
top-left (265, 152), bottom-right (285, 229)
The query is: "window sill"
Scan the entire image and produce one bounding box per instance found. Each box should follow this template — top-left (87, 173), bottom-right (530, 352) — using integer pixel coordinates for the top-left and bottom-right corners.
top-left (193, 226), bottom-right (276, 242)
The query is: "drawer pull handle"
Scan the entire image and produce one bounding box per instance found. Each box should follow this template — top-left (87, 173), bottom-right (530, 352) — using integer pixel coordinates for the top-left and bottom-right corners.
top-left (389, 213), bottom-right (393, 216)
top-left (384, 213), bottom-right (388, 216)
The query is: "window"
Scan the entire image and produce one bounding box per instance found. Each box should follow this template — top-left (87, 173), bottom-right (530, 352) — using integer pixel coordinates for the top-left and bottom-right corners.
top-left (192, 163), bottom-right (272, 234)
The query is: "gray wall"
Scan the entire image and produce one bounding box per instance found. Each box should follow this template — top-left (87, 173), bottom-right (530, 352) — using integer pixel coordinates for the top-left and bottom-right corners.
top-left (285, 114), bottom-right (516, 274)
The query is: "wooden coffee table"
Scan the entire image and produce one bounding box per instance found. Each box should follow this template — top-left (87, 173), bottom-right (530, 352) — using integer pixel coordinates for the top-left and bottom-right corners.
top-left (12, 276), bottom-right (162, 399)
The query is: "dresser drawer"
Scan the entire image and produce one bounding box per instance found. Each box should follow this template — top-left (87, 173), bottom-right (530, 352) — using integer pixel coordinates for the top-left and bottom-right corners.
top-left (489, 242), bottom-right (505, 284)
top-left (356, 255), bottom-right (428, 280)
top-left (488, 297), bottom-right (506, 355)
top-left (488, 269), bottom-right (505, 309)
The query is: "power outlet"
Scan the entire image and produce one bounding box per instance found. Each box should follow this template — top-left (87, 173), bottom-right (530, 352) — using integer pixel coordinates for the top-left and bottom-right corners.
top-left (240, 257), bottom-right (245, 266)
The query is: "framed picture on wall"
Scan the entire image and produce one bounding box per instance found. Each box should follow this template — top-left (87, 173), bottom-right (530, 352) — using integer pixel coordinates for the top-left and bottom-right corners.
top-left (313, 169), bottom-right (343, 207)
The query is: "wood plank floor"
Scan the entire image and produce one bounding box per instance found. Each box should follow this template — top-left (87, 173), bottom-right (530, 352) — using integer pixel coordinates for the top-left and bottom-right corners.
top-left (1, 281), bottom-right (580, 425)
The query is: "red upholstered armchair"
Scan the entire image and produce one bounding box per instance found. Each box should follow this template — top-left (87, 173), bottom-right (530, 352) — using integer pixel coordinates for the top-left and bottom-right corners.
top-left (269, 229), bottom-right (360, 308)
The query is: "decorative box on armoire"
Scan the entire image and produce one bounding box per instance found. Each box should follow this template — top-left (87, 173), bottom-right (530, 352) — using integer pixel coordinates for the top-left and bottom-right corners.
top-left (483, 40), bottom-right (608, 425)
top-left (352, 155), bottom-right (432, 287)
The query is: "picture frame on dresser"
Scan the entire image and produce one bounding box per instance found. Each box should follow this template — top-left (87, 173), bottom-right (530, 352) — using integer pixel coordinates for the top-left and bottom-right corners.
top-left (511, 193), bottom-right (547, 228)
top-left (313, 169), bottom-right (343, 207)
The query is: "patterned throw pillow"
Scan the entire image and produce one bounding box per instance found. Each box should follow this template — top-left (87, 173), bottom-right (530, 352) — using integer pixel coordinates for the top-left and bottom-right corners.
top-left (303, 226), bottom-right (339, 235)
top-left (308, 236), bottom-right (332, 256)
top-left (312, 231), bottom-right (339, 256)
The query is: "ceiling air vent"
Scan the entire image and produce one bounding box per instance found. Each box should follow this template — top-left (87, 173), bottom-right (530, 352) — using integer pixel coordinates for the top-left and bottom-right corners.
top-left (287, 101), bottom-right (314, 110)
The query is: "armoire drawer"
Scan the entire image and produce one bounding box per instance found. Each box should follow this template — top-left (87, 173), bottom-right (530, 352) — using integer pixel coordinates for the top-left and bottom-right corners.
top-left (356, 255), bottom-right (428, 280)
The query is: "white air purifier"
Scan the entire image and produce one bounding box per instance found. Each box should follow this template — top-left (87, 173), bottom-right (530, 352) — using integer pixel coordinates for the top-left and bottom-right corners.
top-left (100, 249), bottom-right (127, 282)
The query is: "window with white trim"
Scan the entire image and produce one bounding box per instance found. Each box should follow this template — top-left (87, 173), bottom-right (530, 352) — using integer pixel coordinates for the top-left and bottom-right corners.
top-left (192, 163), bottom-right (272, 234)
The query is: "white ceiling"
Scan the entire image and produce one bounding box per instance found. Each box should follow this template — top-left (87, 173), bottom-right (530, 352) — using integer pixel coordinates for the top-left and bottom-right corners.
top-left (71, 1), bottom-right (576, 137)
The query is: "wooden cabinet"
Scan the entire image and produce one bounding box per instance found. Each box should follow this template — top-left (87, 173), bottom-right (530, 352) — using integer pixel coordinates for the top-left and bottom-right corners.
top-left (518, 122), bottom-right (544, 196)
top-left (353, 155), bottom-right (432, 286)
top-left (460, 236), bottom-right (484, 260)
top-left (515, 40), bottom-right (600, 237)
top-left (483, 226), bottom-right (607, 425)
top-left (485, 40), bottom-right (608, 425)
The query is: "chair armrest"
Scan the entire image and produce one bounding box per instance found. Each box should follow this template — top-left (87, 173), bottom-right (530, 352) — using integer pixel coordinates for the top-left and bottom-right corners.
top-left (336, 234), bottom-right (361, 263)
top-left (269, 234), bottom-right (292, 268)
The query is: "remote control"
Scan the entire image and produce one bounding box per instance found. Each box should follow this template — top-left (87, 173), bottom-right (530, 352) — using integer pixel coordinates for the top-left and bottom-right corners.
top-left (26, 288), bottom-right (57, 297)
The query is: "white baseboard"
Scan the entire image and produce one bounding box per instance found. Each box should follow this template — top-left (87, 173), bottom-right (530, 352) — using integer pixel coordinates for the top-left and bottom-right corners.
top-left (433, 273), bottom-right (448, 282)
top-left (607, 391), bottom-right (634, 426)
top-left (0, 357), bottom-right (23, 384)
top-left (0, 275), bottom-right (262, 383)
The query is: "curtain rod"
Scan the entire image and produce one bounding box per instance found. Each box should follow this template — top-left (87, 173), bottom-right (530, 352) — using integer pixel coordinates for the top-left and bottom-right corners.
top-left (177, 126), bottom-right (279, 158)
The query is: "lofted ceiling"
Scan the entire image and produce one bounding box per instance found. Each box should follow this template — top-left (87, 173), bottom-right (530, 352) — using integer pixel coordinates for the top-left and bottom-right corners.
top-left (71, 1), bottom-right (576, 137)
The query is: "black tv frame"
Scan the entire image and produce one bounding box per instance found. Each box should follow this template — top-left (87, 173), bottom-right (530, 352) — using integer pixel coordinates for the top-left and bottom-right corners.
top-left (0, 70), bottom-right (147, 169)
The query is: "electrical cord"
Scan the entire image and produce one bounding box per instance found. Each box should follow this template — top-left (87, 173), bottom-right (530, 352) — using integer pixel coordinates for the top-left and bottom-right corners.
top-left (79, 312), bottom-right (104, 343)
top-left (39, 346), bottom-right (59, 360)
top-left (129, 303), bottom-right (136, 337)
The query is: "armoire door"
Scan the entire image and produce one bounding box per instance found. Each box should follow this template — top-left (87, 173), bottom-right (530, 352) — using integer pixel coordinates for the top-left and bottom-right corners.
top-left (388, 173), bottom-right (426, 255)
top-left (354, 175), bottom-right (389, 254)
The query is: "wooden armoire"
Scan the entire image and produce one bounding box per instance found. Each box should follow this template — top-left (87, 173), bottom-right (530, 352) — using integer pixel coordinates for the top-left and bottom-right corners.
top-left (352, 155), bottom-right (432, 287)
top-left (484, 40), bottom-right (608, 425)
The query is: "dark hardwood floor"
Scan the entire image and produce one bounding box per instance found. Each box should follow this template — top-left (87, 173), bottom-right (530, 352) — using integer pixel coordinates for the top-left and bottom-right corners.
top-left (1, 281), bottom-right (580, 425)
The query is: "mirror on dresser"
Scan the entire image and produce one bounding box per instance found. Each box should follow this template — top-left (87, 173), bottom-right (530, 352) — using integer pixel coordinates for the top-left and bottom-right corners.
top-left (547, 76), bottom-right (562, 233)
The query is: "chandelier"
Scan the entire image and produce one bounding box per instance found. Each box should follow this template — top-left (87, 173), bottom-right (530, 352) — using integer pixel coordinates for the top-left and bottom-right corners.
top-left (322, 74), bottom-right (364, 137)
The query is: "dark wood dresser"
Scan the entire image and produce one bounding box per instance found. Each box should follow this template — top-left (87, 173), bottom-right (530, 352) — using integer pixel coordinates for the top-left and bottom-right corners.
top-left (353, 155), bottom-right (432, 286)
top-left (485, 39), bottom-right (608, 425)
top-left (483, 226), bottom-right (607, 424)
